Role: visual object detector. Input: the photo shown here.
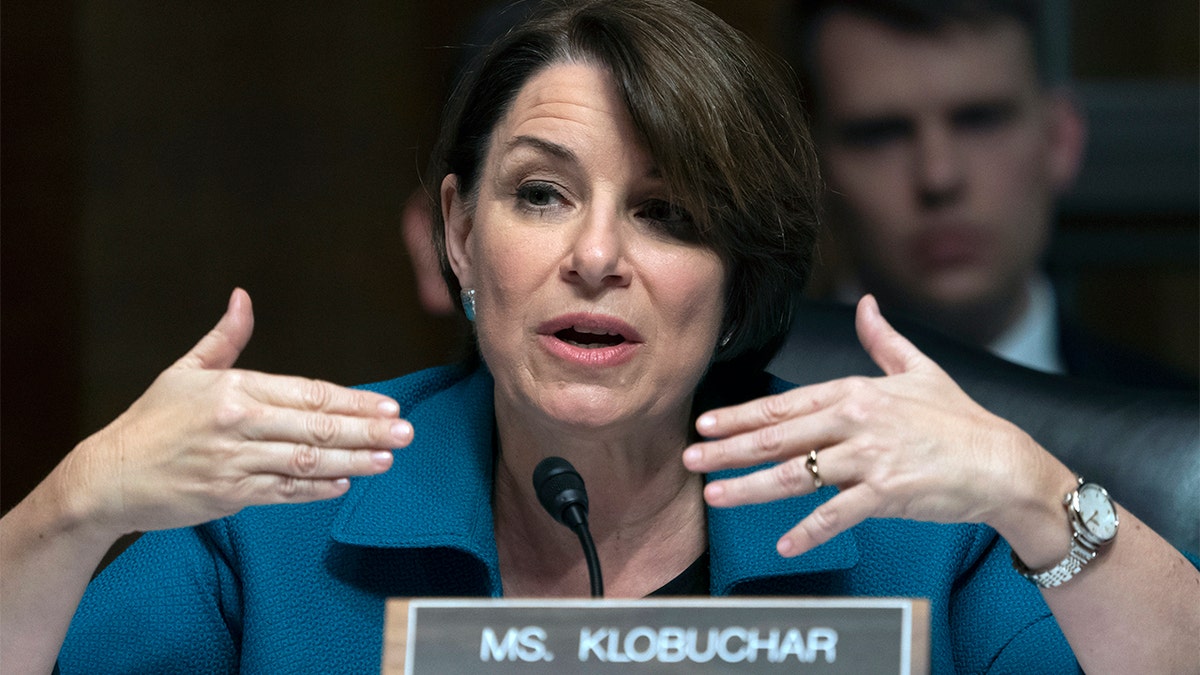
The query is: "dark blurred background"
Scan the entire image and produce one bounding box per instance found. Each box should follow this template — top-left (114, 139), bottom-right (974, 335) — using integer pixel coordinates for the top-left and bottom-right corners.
top-left (3, 0), bottom-right (1196, 514)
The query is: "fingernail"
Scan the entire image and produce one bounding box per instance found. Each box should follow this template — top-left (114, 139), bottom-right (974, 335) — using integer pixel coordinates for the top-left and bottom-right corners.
top-left (683, 447), bottom-right (702, 466)
top-left (390, 420), bottom-right (413, 443)
top-left (372, 450), bottom-right (394, 468)
top-left (777, 538), bottom-right (794, 557)
top-left (705, 483), bottom-right (725, 500)
top-left (697, 414), bottom-right (716, 434)
top-left (379, 400), bottom-right (400, 416)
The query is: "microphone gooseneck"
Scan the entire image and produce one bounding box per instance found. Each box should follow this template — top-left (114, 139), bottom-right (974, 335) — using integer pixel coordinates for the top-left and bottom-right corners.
top-left (532, 456), bottom-right (604, 598)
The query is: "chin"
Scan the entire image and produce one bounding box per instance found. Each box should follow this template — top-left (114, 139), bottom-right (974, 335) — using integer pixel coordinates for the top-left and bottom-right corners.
top-left (537, 387), bottom-right (627, 428)
top-left (535, 382), bottom-right (679, 435)
top-left (916, 270), bottom-right (1001, 308)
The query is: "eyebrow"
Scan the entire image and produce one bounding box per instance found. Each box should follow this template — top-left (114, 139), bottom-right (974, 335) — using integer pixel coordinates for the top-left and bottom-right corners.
top-left (504, 135), bottom-right (578, 163)
top-left (502, 133), bottom-right (666, 181)
top-left (835, 115), bottom-right (912, 140)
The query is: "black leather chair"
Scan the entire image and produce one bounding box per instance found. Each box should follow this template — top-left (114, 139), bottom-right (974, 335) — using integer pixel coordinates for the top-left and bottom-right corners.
top-left (768, 300), bottom-right (1199, 556)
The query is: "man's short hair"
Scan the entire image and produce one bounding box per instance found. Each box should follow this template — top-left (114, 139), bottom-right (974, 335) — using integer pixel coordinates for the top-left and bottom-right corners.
top-left (784, 0), bottom-right (1049, 108)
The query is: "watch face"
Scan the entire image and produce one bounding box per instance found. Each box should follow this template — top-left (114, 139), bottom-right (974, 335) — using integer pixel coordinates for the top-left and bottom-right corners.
top-left (1077, 483), bottom-right (1119, 542)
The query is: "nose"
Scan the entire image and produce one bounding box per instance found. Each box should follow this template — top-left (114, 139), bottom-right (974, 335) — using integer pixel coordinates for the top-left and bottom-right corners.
top-left (914, 126), bottom-right (965, 209)
top-left (561, 205), bottom-right (632, 290)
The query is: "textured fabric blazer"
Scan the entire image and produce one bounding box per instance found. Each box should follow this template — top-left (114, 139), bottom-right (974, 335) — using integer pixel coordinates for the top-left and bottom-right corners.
top-left (60, 365), bottom-right (1081, 674)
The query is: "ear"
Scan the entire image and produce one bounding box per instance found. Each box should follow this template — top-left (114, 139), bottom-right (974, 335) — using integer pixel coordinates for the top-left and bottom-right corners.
top-left (441, 174), bottom-right (475, 289)
top-left (1044, 90), bottom-right (1087, 194)
top-left (401, 188), bottom-right (456, 315)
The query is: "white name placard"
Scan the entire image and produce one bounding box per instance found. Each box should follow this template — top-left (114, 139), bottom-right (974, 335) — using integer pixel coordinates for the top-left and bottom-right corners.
top-left (383, 597), bottom-right (928, 674)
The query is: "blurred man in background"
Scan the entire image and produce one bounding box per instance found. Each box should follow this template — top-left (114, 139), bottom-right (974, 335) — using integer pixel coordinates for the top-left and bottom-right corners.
top-left (784, 0), bottom-right (1188, 387)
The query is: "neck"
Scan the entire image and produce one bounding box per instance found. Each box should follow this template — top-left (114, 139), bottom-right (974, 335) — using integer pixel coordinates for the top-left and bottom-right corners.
top-left (920, 293), bottom-right (1029, 347)
top-left (491, 404), bottom-right (707, 598)
top-left (849, 275), bottom-right (1033, 348)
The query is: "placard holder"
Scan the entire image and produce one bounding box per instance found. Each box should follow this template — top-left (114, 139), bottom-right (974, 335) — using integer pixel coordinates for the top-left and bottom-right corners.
top-left (383, 597), bottom-right (928, 674)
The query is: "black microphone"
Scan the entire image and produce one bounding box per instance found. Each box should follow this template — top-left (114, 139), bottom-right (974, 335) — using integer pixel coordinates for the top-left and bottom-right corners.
top-left (532, 456), bottom-right (604, 598)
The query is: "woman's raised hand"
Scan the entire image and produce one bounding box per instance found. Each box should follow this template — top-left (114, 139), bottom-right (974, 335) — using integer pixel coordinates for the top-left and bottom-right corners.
top-left (61, 289), bottom-right (413, 538)
top-left (683, 295), bottom-right (1070, 559)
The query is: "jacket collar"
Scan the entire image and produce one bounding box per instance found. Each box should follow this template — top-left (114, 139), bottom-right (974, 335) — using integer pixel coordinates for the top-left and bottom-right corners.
top-left (329, 367), bottom-right (858, 595)
top-left (707, 374), bottom-right (860, 592)
top-left (330, 368), bottom-right (503, 592)
top-left (706, 483), bottom-right (859, 594)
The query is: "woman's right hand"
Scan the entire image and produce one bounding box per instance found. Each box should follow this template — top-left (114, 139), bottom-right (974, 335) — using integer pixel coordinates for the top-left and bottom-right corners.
top-left (59, 288), bottom-right (413, 538)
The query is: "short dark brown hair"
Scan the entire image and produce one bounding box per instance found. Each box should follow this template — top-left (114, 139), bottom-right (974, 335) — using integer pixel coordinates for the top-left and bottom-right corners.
top-left (784, 0), bottom-right (1046, 111)
top-left (427, 0), bottom-right (822, 364)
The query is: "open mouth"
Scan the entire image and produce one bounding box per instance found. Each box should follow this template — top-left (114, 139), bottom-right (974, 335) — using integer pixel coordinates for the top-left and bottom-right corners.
top-left (555, 327), bottom-right (626, 348)
top-left (540, 314), bottom-right (641, 366)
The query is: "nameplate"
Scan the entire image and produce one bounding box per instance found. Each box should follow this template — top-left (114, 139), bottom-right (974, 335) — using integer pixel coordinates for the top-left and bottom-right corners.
top-left (382, 597), bottom-right (928, 674)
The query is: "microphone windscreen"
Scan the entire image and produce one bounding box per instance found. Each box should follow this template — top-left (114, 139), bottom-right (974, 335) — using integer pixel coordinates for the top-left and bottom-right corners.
top-left (532, 456), bottom-right (589, 525)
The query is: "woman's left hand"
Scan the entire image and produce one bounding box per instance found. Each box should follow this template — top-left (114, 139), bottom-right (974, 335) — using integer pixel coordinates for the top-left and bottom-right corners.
top-left (683, 294), bottom-right (1070, 558)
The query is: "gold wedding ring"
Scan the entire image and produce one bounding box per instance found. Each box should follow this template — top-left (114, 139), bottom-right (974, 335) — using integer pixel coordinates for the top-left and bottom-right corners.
top-left (805, 449), bottom-right (823, 489)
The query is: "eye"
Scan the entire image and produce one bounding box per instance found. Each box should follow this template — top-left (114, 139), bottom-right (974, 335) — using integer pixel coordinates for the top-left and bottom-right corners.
top-left (952, 102), bottom-right (1017, 134)
top-left (641, 199), bottom-right (685, 223)
top-left (638, 199), bottom-right (698, 241)
top-left (836, 117), bottom-right (912, 150)
top-left (515, 181), bottom-right (564, 210)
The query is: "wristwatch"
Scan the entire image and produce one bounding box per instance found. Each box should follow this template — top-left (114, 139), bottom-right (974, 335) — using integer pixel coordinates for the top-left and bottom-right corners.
top-left (1012, 477), bottom-right (1119, 588)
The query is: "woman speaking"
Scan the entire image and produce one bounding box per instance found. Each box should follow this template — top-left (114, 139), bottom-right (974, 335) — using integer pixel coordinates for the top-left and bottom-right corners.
top-left (3, 0), bottom-right (1196, 672)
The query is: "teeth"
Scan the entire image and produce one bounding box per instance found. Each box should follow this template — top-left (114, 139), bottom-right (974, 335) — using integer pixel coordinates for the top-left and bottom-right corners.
top-left (574, 325), bottom-right (617, 337)
top-left (557, 326), bottom-right (625, 347)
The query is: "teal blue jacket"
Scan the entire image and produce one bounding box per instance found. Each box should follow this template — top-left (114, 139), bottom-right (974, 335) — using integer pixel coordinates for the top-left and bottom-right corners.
top-left (60, 365), bottom-right (1079, 673)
